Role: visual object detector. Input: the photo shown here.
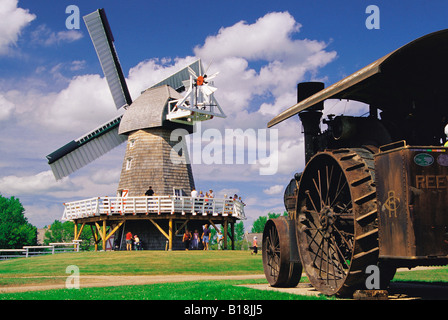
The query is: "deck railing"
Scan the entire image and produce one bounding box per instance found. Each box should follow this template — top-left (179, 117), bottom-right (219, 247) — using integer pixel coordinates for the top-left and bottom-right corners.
top-left (62, 196), bottom-right (246, 221)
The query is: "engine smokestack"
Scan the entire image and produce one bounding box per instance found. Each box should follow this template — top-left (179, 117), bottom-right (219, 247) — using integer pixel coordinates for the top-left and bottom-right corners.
top-left (297, 82), bottom-right (324, 163)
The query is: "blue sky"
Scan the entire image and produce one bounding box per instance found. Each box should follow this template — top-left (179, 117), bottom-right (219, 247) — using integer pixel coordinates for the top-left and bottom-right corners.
top-left (0, 0), bottom-right (447, 229)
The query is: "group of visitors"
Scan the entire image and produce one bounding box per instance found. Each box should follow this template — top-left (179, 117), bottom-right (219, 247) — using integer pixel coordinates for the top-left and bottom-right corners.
top-left (190, 189), bottom-right (245, 204)
top-left (125, 231), bottom-right (142, 251)
top-left (190, 188), bottom-right (214, 199)
top-left (145, 186), bottom-right (246, 207)
top-left (123, 228), bottom-right (256, 253)
top-left (182, 224), bottom-right (223, 250)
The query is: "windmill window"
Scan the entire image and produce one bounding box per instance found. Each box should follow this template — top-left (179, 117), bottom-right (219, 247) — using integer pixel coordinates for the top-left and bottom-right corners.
top-left (126, 158), bottom-right (133, 170)
top-left (129, 139), bottom-right (136, 148)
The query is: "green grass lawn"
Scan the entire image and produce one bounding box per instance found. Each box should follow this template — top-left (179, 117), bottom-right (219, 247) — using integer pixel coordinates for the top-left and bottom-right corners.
top-left (392, 267), bottom-right (448, 283)
top-left (0, 250), bottom-right (263, 278)
top-left (0, 250), bottom-right (447, 300)
top-left (0, 278), bottom-right (331, 300)
top-left (0, 250), bottom-right (326, 300)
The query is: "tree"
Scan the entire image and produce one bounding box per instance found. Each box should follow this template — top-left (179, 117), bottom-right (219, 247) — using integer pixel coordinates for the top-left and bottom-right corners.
top-left (251, 216), bottom-right (267, 233)
top-left (44, 220), bottom-right (74, 244)
top-left (234, 221), bottom-right (245, 249)
top-left (44, 220), bottom-right (94, 250)
top-left (251, 212), bottom-right (287, 233)
top-left (0, 194), bottom-right (37, 248)
top-left (209, 221), bottom-right (245, 250)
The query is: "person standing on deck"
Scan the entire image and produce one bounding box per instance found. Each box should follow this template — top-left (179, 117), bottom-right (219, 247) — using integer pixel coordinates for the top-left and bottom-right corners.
top-left (145, 186), bottom-right (154, 196)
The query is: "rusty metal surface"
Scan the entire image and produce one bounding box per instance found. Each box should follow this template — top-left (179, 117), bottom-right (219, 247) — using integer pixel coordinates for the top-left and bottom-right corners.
top-left (295, 148), bottom-right (380, 296)
top-left (262, 217), bottom-right (302, 288)
top-left (264, 29), bottom-right (448, 297)
top-left (375, 144), bottom-right (448, 265)
top-left (283, 177), bottom-right (299, 219)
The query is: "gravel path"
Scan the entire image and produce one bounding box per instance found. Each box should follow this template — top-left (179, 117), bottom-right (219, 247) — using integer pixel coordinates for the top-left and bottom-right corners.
top-left (0, 274), bottom-right (266, 293)
top-left (1, 267), bottom-right (445, 300)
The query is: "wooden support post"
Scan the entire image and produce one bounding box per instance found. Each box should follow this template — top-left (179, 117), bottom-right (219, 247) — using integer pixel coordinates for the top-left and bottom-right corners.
top-left (174, 219), bottom-right (190, 236)
top-left (73, 221), bottom-right (86, 251)
top-left (94, 222), bottom-right (103, 239)
top-left (90, 224), bottom-right (98, 251)
top-left (208, 219), bottom-right (219, 232)
top-left (93, 221), bottom-right (109, 251)
top-left (105, 221), bottom-right (124, 242)
top-left (148, 218), bottom-right (170, 240)
top-left (102, 220), bottom-right (107, 251)
top-left (75, 223), bottom-right (85, 240)
top-left (169, 218), bottom-right (173, 251)
top-left (74, 221), bottom-right (78, 241)
top-left (231, 221), bottom-right (235, 250)
top-left (223, 218), bottom-right (228, 250)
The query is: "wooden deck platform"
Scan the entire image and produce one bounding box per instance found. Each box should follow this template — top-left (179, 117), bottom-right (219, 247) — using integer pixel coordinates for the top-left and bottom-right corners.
top-left (63, 196), bottom-right (246, 220)
top-left (63, 196), bottom-right (246, 251)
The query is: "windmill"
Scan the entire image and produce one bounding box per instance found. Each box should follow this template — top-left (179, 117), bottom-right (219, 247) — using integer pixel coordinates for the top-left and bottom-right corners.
top-left (46, 8), bottom-right (226, 197)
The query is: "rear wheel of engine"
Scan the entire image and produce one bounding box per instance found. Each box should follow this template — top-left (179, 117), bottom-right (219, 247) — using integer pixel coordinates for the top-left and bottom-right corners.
top-left (296, 148), bottom-right (381, 296)
top-left (262, 218), bottom-right (302, 287)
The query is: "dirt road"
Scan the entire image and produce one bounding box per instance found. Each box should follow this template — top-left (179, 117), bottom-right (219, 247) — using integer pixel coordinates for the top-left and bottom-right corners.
top-left (0, 274), bottom-right (266, 293)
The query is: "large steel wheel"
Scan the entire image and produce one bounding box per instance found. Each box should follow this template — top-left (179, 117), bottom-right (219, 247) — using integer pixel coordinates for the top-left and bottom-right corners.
top-left (262, 217), bottom-right (302, 287)
top-left (296, 148), bottom-right (381, 296)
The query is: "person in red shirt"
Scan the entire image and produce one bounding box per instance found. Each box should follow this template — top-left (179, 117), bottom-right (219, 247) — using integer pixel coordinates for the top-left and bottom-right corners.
top-left (126, 232), bottom-right (133, 251)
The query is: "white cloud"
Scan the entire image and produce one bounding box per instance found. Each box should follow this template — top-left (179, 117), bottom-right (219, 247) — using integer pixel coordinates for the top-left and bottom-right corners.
top-left (214, 188), bottom-right (240, 199)
top-left (0, 0), bottom-right (35, 55)
top-left (4, 11), bottom-right (336, 139)
top-left (126, 56), bottom-right (198, 97)
top-left (323, 99), bottom-right (369, 118)
top-left (0, 94), bottom-right (14, 121)
top-left (263, 184), bottom-right (284, 195)
top-left (0, 11), bottom-right (339, 227)
top-left (194, 11), bottom-right (337, 116)
top-left (69, 60), bottom-right (86, 71)
top-left (31, 24), bottom-right (83, 46)
top-left (0, 170), bottom-right (74, 196)
top-left (90, 168), bottom-right (122, 185)
top-left (24, 203), bottom-right (64, 228)
top-left (18, 74), bottom-right (119, 133)
top-left (195, 11), bottom-right (302, 62)
top-left (48, 30), bottom-right (82, 44)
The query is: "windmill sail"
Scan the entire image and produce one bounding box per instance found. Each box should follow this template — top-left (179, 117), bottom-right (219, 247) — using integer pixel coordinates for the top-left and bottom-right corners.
top-left (150, 59), bottom-right (201, 92)
top-left (46, 60), bottom-right (209, 180)
top-left (84, 8), bottom-right (132, 109)
top-left (47, 115), bottom-right (126, 180)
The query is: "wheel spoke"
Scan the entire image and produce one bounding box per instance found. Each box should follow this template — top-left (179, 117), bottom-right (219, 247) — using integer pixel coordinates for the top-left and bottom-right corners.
top-left (324, 165), bottom-right (333, 206)
top-left (330, 178), bottom-right (348, 208)
top-left (332, 224), bottom-right (354, 250)
top-left (312, 176), bottom-right (324, 209)
top-left (296, 149), bottom-right (381, 296)
top-left (266, 228), bottom-right (281, 280)
top-left (306, 190), bottom-right (319, 214)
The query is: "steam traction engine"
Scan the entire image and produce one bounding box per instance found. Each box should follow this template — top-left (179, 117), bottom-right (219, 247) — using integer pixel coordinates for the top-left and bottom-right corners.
top-left (262, 29), bottom-right (448, 297)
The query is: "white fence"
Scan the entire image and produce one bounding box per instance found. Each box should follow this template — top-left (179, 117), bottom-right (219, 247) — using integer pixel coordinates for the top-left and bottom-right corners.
top-left (62, 196), bottom-right (246, 221)
top-left (0, 241), bottom-right (82, 260)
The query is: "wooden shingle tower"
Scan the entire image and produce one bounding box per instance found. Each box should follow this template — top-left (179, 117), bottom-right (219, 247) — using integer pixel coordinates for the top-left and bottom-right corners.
top-left (116, 85), bottom-right (195, 197)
